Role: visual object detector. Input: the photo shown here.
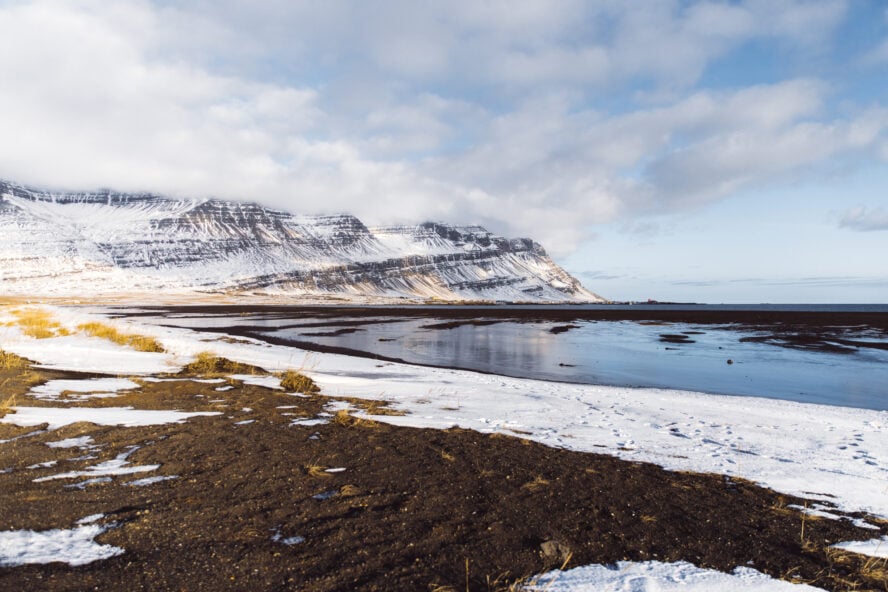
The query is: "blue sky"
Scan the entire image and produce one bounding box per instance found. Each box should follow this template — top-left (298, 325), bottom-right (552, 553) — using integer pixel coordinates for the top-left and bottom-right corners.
top-left (0, 0), bottom-right (886, 302)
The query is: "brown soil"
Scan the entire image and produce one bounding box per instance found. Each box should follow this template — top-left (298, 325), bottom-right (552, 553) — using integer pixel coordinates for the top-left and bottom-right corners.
top-left (0, 361), bottom-right (886, 591)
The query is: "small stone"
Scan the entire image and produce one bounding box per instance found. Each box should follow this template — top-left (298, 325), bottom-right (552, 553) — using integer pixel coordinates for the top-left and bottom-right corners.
top-left (540, 540), bottom-right (571, 565)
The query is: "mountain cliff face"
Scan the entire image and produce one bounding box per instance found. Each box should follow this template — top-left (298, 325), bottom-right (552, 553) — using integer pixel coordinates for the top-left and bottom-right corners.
top-left (0, 180), bottom-right (604, 302)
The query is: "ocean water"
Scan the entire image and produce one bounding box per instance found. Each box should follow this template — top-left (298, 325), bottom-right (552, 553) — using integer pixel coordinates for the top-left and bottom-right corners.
top-left (120, 305), bottom-right (888, 411)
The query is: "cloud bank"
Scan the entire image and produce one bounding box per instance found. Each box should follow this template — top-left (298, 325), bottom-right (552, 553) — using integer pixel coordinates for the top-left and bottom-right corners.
top-left (1, 0), bottom-right (886, 254)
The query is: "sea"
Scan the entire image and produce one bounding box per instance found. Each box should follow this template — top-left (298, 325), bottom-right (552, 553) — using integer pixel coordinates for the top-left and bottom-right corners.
top-left (120, 303), bottom-right (888, 411)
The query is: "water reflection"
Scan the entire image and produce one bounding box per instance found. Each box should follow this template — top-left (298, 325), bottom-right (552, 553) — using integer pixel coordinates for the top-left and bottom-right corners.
top-left (263, 318), bottom-right (888, 411)
top-left (120, 308), bottom-right (888, 411)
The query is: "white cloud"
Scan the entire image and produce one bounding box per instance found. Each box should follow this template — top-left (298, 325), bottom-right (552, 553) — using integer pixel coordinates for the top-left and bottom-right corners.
top-left (840, 206), bottom-right (888, 231)
top-left (0, 0), bottom-right (882, 257)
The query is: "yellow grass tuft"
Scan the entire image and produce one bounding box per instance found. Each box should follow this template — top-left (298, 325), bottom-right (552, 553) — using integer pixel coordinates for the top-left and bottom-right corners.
top-left (355, 398), bottom-right (406, 416)
top-left (0, 349), bottom-right (29, 370)
top-left (0, 393), bottom-right (16, 417)
top-left (10, 308), bottom-right (70, 339)
top-left (331, 408), bottom-right (379, 428)
top-left (305, 463), bottom-right (333, 479)
top-left (77, 322), bottom-right (165, 353)
top-left (279, 369), bottom-right (320, 394)
top-left (339, 484), bottom-right (361, 497)
top-left (182, 352), bottom-right (265, 377)
top-left (521, 476), bottom-right (551, 491)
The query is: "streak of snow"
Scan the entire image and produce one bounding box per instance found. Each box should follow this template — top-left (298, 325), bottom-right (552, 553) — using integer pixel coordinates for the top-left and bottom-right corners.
top-left (30, 378), bottom-right (140, 401)
top-left (126, 475), bottom-right (178, 487)
top-left (1, 406), bottom-right (220, 430)
top-left (46, 436), bottom-right (95, 449)
top-left (34, 446), bottom-right (158, 482)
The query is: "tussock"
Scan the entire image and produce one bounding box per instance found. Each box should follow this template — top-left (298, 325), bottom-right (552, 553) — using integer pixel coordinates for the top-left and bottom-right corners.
top-left (0, 349), bottom-right (28, 370)
top-left (77, 322), bottom-right (165, 353)
top-left (0, 392), bottom-right (15, 418)
top-left (181, 352), bottom-right (266, 378)
top-left (9, 308), bottom-right (70, 339)
top-left (279, 369), bottom-right (320, 394)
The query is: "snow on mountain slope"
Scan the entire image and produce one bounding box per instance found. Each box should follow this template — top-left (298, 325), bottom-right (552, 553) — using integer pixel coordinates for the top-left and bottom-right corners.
top-left (0, 180), bottom-right (604, 302)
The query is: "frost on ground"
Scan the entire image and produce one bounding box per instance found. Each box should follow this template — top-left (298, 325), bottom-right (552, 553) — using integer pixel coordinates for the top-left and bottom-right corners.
top-left (529, 561), bottom-right (827, 592)
top-left (0, 522), bottom-right (122, 567)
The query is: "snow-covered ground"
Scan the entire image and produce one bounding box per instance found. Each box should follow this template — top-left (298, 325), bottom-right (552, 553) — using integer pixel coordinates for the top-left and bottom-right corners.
top-left (1, 305), bottom-right (886, 589)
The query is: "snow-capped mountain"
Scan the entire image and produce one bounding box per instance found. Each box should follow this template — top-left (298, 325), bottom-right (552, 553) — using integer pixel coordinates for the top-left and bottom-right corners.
top-left (0, 180), bottom-right (603, 302)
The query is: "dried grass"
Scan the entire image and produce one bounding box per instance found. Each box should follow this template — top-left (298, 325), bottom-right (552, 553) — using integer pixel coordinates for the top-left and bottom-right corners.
top-left (279, 369), bottom-right (320, 394)
top-left (331, 408), bottom-right (379, 428)
top-left (305, 463), bottom-right (332, 479)
top-left (182, 352), bottom-right (266, 377)
top-left (0, 392), bottom-right (15, 418)
top-left (9, 308), bottom-right (70, 339)
top-left (0, 349), bottom-right (28, 370)
top-left (77, 322), bottom-right (164, 353)
top-left (521, 476), bottom-right (551, 491)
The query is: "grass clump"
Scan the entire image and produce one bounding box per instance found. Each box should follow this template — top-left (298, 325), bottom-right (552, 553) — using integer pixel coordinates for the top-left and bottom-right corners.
top-left (77, 322), bottom-right (165, 353)
top-left (0, 392), bottom-right (15, 418)
top-left (0, 349), bottom-right (28, 370)
top-left (305, 463), bottom-right (333, 479)
top-left (182, 352), bottom-right (266, 378)
top-left (279, 369), bottom-right (320, 394)
top-left (9, 308), bottom-right (70, 339)
top-left (521, 476), bottom-right (551, 491)
top-left (332, 408), bottom-right (379, 429)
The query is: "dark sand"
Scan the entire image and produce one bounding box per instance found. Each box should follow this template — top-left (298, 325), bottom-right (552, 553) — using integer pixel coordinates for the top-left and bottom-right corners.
top-left (1, 358), bottom-right (886, 591)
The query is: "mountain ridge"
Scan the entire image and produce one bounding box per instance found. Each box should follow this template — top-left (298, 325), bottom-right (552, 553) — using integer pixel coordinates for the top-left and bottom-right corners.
top-left (0, 179), bottom-right (604, 303)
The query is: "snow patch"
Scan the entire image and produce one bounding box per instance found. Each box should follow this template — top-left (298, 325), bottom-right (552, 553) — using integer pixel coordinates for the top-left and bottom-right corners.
top-left (832, 535), bottom-right (888, 558)
top-left (126, 475), bottom-right (178, 487)
top-left (0, 522), bottom-right (123, 567)
top-left (30, 378), bottom-right (140, 401)
top-left (529, 561), bottom-right (827, 591)
top-left (34, 446), bottom-right (158, 482)
top-left (47, 436), bottom-right (95, 449)
top-left (1, 406), bottom-right (221, 430)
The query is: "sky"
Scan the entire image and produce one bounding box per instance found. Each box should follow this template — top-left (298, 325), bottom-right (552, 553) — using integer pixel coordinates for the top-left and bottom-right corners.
top-left (0, 0), bottom-right (886, 303)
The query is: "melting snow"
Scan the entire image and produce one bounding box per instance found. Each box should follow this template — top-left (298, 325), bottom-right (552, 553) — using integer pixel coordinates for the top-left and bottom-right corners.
top-left (34, 446), bottom-right (158, 482)
top-left (30, 378), bottom-right (140, 401)
top-left (0, 522), bottom-right (123, 567)
top-left (1, 406), bottom-right (221, 430)
top-left (47, 436), bottom-right (95, 449)
top-left (126, 475), bottom-right (178, 487)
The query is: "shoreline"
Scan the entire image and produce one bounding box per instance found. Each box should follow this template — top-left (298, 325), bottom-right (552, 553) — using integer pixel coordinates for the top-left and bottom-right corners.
top-left (106, 304), bottom-right (888, 411)
top-left (1, 304), bottom-right (887, 590)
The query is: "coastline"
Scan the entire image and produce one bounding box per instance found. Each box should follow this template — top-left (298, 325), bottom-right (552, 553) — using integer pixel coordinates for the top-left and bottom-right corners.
top-left (1, 304), bottom-right (886, 590)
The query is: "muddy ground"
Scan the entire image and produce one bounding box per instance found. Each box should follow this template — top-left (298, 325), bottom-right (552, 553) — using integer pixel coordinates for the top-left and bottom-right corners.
top-left (1, 360), bottom-right (886, 591)
top-left (114, 305), bottom-right (888, 360)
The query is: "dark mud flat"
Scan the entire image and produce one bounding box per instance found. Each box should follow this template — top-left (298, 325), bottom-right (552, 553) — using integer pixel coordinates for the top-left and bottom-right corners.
top-left (1, 363), bottom-right (886, 591)
top-left (121, 305), bottom-right (888, 356)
